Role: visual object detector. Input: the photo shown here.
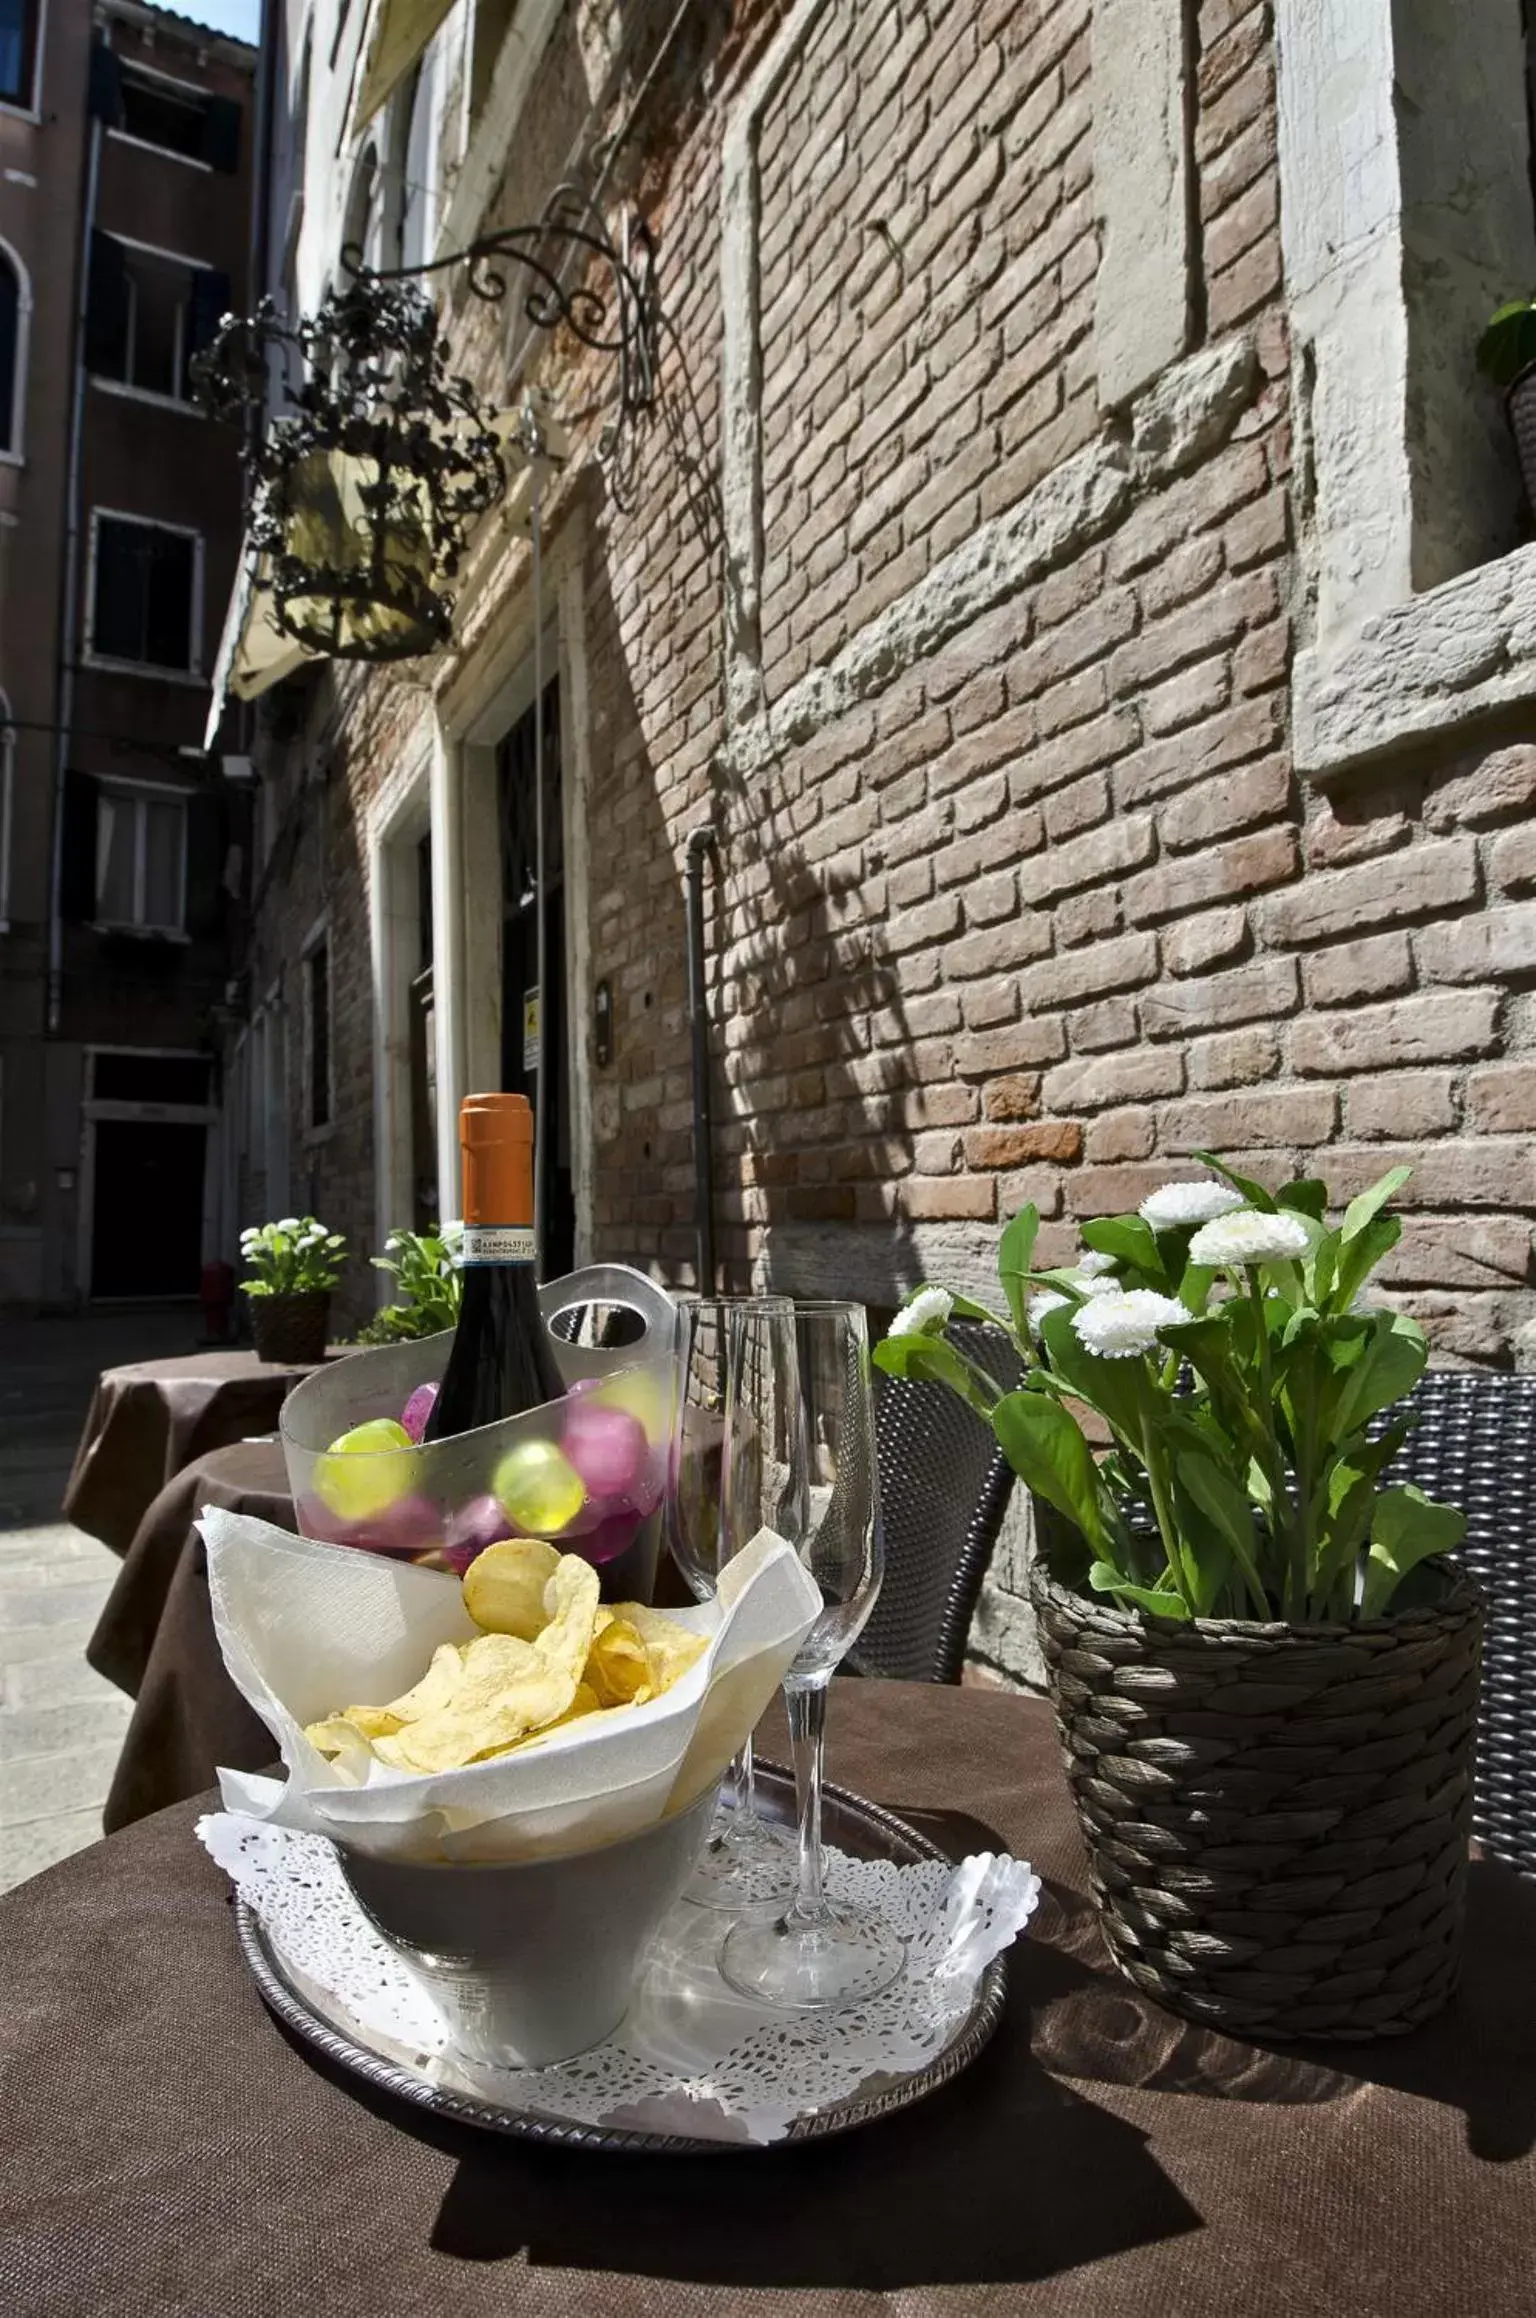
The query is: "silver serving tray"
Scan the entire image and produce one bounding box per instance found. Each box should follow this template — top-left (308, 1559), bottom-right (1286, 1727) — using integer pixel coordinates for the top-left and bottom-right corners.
top-left (235, 1763), bottom-right (1009, 2153)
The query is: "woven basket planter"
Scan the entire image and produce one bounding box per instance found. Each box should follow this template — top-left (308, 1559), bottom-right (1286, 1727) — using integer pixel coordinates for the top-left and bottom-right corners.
top-left (1506, 365), bottom-right (1536, 516)
top-left (247, 1290), bottom-right (330, 1366)
top-left (1028, 1553), bottom-right (1483, 2042)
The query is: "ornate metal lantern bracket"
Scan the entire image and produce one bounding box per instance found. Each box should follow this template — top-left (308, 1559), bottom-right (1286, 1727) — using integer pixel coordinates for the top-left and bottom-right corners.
top-left (348, 184), bottom-right (660, 508)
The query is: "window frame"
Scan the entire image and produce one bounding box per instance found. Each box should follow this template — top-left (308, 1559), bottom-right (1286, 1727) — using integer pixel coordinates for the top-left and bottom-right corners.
top-left (0, 0), bottom-right (45, 122)
top-left (91, 775), bottom-right (190, 940)
top-left (87, 232), bottom-right (216, 414)
top-left (0, 233), bottom-right (32, 464)
top-left (84, 506), bottom-right (205, 681)
top-left (301, 916), bottom-right (334, 1142)
top-left (109, 55), bottom-right (216, 172)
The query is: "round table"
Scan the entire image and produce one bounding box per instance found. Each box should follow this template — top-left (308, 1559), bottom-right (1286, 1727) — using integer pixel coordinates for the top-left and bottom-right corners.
top-left (63, 1349), bottom-right (332, 1557)
top-left (2, 1682), bottom-right (1532, 2317)
top-left (88, 1439), bottom-right (295, 1833)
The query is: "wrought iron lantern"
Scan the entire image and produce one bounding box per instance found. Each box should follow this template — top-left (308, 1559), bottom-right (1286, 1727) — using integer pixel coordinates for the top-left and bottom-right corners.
top-left (194, 273), bottom-right (506, 660)
top-left (195, 184), bottom-right (660, 665)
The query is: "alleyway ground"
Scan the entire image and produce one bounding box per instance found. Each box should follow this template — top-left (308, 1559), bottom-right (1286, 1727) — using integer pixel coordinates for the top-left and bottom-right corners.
top-left (0, 1307), bottom-right (201, 1892)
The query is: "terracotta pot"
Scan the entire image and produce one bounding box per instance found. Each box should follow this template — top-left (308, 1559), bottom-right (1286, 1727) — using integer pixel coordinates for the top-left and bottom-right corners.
top-left (1029, 1550), bottom-right (1483, 2041)
top-left (248, 1289), bottom-right (331, 1365)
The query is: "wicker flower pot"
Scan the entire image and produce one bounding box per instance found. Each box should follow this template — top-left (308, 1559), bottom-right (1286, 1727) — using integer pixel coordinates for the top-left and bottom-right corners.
top-left (247, 1290), bottom-right (331, 1366)
top-left (1028, 1553), bottom-right (1483, 2042)
top-left (1506, 364), bottom-right (1536, 515)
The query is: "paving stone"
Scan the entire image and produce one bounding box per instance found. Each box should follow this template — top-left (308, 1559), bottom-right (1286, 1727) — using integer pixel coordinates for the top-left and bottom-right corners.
top-left (4, 1653), bottom-right (126, 1710)
top-left (0, 1743), bottom-right (125, 1828)
top-left (0, 1697), bottom-right (134, 1765)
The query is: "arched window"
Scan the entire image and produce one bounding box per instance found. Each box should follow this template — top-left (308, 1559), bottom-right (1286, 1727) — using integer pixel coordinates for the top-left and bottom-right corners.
top-left (343, 143), bottom-right (384, 272)
top-left (0, 240), bottom-right (30, 458)
top-left (397, 60), bottom-right (437, 273)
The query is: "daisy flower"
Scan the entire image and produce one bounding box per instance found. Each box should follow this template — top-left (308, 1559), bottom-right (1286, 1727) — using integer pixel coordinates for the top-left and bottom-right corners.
top-left (1071, 1289), bottom-right (1190, 1359)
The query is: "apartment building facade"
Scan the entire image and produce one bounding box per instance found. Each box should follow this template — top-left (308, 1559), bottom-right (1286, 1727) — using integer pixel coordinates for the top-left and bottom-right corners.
top-left (0, 0), bottom-right (255, 1307)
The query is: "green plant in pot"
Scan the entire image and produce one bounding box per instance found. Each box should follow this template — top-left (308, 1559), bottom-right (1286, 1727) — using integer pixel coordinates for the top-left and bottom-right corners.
top-left (875, 1156), bottom-right (1482, 2042)
top-left (1477, 296), bottom-right (1536, 515)
top-left (240, 1217), bottom-right (347, 1365)
top-left (353, 1224), bottom-right (463, 1345)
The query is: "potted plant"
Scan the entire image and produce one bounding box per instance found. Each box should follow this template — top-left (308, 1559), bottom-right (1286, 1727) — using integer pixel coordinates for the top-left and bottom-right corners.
top-left (240, 1216), bottom-right (347, 1364)
top-left (352, 1225), bottom-right (463, 1345)
top-left (1476, 297), bottom-right (1536, 513)
top-left (875, 1156), bottom-right (1481, 2043)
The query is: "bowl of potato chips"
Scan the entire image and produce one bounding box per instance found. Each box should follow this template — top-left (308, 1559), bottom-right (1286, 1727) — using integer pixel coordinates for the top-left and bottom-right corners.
top-left (294, 1538), bottom-right (720, 2064)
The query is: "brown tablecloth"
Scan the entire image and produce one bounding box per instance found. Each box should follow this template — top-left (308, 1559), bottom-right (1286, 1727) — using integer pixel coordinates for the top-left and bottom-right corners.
top-left (2, 1681), bottom-right (1533, 2317)
top-left (63, 1348), bottom-right (327, 1556)
top-left (88, 1438), bottom-right (295, 1833)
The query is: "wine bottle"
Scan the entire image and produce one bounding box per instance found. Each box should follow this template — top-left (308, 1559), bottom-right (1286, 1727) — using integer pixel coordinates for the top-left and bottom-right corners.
top-left (424, 1093), bottom-right (566, 1439)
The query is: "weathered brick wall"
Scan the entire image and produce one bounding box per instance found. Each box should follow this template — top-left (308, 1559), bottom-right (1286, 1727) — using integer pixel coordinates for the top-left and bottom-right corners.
top-left (244, 0), bottom-right (1535, 1672)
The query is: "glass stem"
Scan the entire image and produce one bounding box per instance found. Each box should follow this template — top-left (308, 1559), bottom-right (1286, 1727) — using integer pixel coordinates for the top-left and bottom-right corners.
top-left (726, 1734), bottom-right (756, 1821)
top-left (784, 1679), bottom-right (829, 1924)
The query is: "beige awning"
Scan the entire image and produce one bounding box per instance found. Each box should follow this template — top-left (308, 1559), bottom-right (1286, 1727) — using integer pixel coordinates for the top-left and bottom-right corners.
top-left (356, 0), bottom-right (457, 130)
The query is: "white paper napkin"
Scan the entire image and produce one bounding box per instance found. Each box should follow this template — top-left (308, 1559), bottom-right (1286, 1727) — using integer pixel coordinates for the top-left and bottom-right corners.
top-left (202, 1509), bottom-right (820, 1862)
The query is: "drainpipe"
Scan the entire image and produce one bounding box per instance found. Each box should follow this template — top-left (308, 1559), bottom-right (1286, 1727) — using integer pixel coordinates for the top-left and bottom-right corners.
top-left (684, 825), bottom-right (716, 1293)
top-left (46, 114), bottom-right (102, 1032)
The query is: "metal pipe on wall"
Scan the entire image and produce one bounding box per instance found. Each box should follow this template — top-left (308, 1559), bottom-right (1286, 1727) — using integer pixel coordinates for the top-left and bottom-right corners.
top-left (684, 825), bottom-right (716, 1294)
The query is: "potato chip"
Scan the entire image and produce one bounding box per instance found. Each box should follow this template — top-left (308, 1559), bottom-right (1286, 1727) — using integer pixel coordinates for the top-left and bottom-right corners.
top-left (380, 1641), bottom-right (466, 1724)
top-left (373, 1559), bottom-right (600, 1773)
top-left (584, 1617), bottom-right (655, 1708)
top-left (338, 1705), bottom-right (405, 1741)
top-left (462, 1537), bottom-right (562, 1640)
top-left (608, 1601), bottom-right (709, 1693)
top-left (303, 1718), bottom-right (379, 1783)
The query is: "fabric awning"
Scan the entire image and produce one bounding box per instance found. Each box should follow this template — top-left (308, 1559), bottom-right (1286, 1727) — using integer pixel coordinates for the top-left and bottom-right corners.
top-left (203, 555), bottom-right (315, 748)
top-left (356, 0), bottom-right (457, 130)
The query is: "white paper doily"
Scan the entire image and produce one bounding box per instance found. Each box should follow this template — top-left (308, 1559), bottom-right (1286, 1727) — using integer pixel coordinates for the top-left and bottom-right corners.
top-left (199, 1812), bottom-right (1040, 2145)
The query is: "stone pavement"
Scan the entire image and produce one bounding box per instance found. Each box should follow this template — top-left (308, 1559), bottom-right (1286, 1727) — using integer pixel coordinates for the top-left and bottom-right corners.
top-left (0, 1306), bottom-right (204, 1894)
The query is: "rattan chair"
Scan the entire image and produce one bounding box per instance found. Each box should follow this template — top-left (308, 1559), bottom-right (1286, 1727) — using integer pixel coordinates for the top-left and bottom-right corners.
top-left (848, 1321), bottom-right (1020, 1685)
top-left (1376, 1369), bottom-right (1536, 1881)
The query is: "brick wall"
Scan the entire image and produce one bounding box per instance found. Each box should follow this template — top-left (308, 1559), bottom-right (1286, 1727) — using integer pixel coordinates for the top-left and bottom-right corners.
top-left (248, 0), bottom-right (1535, 1637)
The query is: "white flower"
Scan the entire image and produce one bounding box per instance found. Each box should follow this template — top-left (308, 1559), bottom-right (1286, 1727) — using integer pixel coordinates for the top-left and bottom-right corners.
top-left (1071, 1289), bottom-right (1191, 1359)
top-left (276, 1217), bottom-right (301, 1233)
top-left (1068, 1269), bottom-right (1119, 1298)
top-left (889, 1286), bottom-right (954, 1338)
top-left (1188, 1209), bottom-right (1311, 1267)
top-left (1076, 1250), bottom-right (1118, 1277)
top-left (1028, 1290), bottom-right (1068, 1335)
top-left (1139, 1179), bottom-right (1247, 1231)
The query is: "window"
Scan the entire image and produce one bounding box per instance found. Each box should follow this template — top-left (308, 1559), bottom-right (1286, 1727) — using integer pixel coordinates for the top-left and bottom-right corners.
top-left (0, 0), bottom-right (38, 110)
top-left (343, 143), bottom-right (383, 270)
top-left (86, 233), bottom-right (229, 403)
top-left (115, 59), bottom-right (242, 170)
top-left (90, 514), bottom-right (201, 672)
top-left (94, 786), bottom-right (187, 934)
top-left (0, 242), bottom-right (24, 454)
top-left (306, 935), bottom-right (331, 1130)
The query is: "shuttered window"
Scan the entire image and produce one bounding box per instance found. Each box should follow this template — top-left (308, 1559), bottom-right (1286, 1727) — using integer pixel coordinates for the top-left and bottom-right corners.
top-left (0, 0), bottom-right (38, 109)
top-left (86, 231), bottom-right (228, 403)
top-left (0, 251), bottom-right (17, 453)
top-left (94, 788), bottom-right (187, 932)
top-left (117, 61), bottom-right (241, 172)
top-left (91, 515), bottom-right (199, 671)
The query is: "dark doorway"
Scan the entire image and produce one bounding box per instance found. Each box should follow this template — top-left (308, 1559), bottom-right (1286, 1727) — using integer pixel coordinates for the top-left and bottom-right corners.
top-left (499, 676), bottom-right (574, 1279)
top-left (91, 1120), bottom-right (206, 1295)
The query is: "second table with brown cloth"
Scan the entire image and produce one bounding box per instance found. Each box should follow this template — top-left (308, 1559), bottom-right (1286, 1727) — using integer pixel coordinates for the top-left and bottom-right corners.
top-left (2, 1680), bottom-right (1533, 2318)
top-left (63, 1347), bottom-right (328, 1557)
top-left (88, 1437), bottom-right (295, 1833)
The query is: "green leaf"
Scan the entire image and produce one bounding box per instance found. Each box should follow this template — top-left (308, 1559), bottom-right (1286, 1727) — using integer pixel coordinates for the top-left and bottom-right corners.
top-left (1080, 1215), bottom-right (1166, 1285)
top-left (1088, 1563), bottom-right (1191, 1620)
top-left (1330, 1213), bottom-right (1400, 1315)
top-left (1332, 1314), bottom-right (1427, 1437)
top-left (1278, 1179), bottom-right (1328, 1220)
top-left (947, 1292), bottom-right (1011, 1330)
top-left (1477, 300), bottom-right (1536, 387)
top-left (1193, 1150), bottom-right (1276, 1212)
top-left (1175, 1450), bottom-right (1268, 1617)
top-left (1178, 1262), bottom-right (1216, 1314)
top-left (992, 1388), bottom-right (1113, 1556)
top-left (1340, 1165), bottom-right (1411, 1245)
top-left (1362, 1486), bottom-right (1467, 1617)
top-left (998, 1204), bottom-right (1040, 1335)
top-left (872, 1332), bottom-right (996, 1420)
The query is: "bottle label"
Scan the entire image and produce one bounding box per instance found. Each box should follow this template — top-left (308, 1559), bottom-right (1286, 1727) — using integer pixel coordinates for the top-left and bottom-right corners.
top-left (458, 1224), bottom-right (537, 1266)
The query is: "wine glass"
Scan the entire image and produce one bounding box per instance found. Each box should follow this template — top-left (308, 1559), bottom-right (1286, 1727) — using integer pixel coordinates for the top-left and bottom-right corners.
top-left (667, 1296), bottom-right (799, 1911)
top-left (719, 1302), bottom-right (905, 2008)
